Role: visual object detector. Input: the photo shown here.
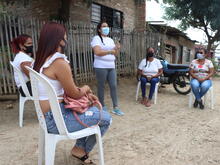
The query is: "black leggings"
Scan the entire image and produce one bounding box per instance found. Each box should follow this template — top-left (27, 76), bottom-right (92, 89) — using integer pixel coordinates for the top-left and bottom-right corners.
top-left (18, 81), bottom-right (32, 97)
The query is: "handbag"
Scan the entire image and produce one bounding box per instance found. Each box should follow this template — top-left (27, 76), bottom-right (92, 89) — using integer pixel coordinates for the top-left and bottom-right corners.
top-left (63, 93), bottom-right (102, 128)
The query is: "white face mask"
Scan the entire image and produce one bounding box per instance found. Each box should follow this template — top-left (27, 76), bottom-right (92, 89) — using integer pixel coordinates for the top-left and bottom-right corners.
top-left (197, 53), bottom-right (205, 59)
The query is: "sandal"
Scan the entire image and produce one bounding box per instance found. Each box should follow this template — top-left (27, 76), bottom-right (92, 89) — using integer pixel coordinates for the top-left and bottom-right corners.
top-left (72, 153), bottom-right (94, 164)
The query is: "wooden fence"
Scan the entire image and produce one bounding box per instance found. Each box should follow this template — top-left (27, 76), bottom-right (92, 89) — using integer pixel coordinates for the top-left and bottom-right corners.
top-left (0, 15), bottom-right (160, 95)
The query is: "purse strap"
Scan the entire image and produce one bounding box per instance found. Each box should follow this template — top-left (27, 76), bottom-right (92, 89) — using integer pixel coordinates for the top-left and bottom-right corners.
top-left (73, 101), bottom-right (103, 128)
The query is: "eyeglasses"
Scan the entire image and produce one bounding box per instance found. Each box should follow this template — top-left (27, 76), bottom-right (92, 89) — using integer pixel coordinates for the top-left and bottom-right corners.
top-left (199, 52), bottom-right (204, 54)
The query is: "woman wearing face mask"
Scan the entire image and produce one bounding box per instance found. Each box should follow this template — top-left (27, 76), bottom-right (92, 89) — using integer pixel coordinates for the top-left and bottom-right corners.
top-left (10, 34), bottom-right (34, 96)
top-left (91, 21), bottom-right (124, 116)
top-left (189, 50), bottom-right (214, 109)
top-left (137, 47), bottom-right (163, 107)
top-left (33, 22), bottom-right (111, 164)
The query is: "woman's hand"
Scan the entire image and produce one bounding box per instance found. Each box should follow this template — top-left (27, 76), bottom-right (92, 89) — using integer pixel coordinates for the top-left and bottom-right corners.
top-left (113, 41), bottom-right (120, 56)
top-left (88, 93), bottom-right (99, 102)
top-left (81, 85), bottom-right (92, 94)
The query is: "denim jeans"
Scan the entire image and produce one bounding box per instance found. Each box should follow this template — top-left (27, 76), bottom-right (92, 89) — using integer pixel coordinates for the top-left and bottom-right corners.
top-left (190, 79), bottom-right (212, 101)
top-left (140, 77), bottom-right (159, 100)
top-left (95, 68), bottom-right (118, 108)
top-left (44, 103), bottom-right (112, 153)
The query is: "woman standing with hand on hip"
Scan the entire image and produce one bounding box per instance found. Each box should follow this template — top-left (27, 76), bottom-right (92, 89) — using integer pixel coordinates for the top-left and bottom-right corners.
top-left (91, 21), bottom-right (124, 116)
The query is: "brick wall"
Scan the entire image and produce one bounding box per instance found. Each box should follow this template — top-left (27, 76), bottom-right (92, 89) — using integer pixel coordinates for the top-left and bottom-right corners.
top-left (2, 0), bottom-right (146, 31)
top-left (2, 0), bottom-right (60, 20)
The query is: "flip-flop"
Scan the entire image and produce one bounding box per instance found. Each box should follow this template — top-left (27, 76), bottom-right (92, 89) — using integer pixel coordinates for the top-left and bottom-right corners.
top-left (72, 153), bottom-right (94, 164)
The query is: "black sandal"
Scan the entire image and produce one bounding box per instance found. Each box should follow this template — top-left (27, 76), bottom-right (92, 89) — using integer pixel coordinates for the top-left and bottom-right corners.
top-left (72, 154), bottom-right (93, 164)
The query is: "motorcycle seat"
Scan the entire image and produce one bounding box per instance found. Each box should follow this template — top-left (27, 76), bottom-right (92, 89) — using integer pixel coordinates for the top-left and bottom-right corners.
top-left (167, 64), bottom-right (189, 70)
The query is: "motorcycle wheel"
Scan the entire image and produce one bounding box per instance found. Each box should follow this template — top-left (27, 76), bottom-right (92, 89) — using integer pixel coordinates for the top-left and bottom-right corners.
top-left (173, 75), bottom-right (191, 95)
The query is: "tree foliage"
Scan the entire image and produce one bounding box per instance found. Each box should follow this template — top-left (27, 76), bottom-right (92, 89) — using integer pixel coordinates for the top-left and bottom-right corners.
top-left (163, 0), bottom-right (220, 51)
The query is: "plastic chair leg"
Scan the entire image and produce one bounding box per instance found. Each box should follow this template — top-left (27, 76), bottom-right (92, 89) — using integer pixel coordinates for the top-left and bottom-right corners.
top-left (45, 135), bottom-right (57, 165)
top-left (38, 127), bottom-right (45, 165)
top-left (135, 82), bottom-right (141, 101)
top-left (19, 95), bottom-right (26, 127)
top-left (189, 92), bottom-right (193, 108)
top-left (154, 84), bottom-right (158, 104)
top-left (96, 128), bottom-right (104, 165)
top-left (211, 87), bottom-right (214, 110)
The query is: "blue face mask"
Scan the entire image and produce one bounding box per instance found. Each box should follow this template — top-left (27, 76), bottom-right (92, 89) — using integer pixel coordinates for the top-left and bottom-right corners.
top-left (197, 53), bottom-right (205, 59)
top-left (101, 27), bottom-right (110, 36)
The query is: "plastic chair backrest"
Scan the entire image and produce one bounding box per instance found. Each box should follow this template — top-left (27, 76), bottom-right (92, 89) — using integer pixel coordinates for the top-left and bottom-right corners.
top-left (10, 61), bottom-right (31, 97)
top-left (26, 66), bottom-right (68, 135)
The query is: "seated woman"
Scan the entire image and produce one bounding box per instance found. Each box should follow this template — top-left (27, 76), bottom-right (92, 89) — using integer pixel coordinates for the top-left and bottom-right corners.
top-left (137, 47), bottom-right (163, 107)
top-left (33, 22), bottom-right (111, 164)
top-left (189, 50), bottom-right (214, 109)
top-left (10, 34), bottom-right (34, 96)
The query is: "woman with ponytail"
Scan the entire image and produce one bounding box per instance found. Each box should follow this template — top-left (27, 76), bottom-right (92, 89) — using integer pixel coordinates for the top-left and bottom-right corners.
top-left (11, 34), bottom-right (33, 96)
top-left (137, 47), bottom-right (163, 107)
top-left (91, 21), bottom-right (124, 116)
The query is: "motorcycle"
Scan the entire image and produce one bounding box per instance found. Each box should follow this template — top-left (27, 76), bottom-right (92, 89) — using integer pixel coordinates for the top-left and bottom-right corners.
top-left (158, 56), bottom-right (191, 95)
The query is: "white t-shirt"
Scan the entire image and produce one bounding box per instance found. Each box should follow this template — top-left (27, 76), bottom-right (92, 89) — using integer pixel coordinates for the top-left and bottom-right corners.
top-left (190, 59), bottom-right (214, 79)
top-left (12, 51), bottom-right (33, 87)
top-left (91, 35), bottom-right (116, 68)
top-left (138, 58), bottom-right (163, 76)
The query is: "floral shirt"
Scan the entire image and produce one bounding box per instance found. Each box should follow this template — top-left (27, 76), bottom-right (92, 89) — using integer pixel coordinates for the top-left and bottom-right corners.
top-left (190, 59), bottom-right (214, 79)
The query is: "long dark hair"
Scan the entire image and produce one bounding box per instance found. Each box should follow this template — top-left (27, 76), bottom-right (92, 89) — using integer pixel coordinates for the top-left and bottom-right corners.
top-left (96, 21), bottom-right (108, 45)
top-left (33, 22), bottom-right (66, 72)
top-left (10, 34), bottom-right (31, 54)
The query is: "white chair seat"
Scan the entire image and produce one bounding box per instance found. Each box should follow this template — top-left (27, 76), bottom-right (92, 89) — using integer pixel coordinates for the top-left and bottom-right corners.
top-left (189, 86), bottom-right (214, 109)
top-left (26, 67), bottom-right (104, 165)
top-left (10, 61), bottom-right (33, 127)
top-left (135, 81), bottom-right (159, 104)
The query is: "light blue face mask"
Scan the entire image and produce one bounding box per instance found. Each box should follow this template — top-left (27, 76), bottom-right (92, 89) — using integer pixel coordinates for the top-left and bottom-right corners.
top-left (197, 53), bottom-right (205, 59)
top-left (101, 27), bottom-right (110, 36)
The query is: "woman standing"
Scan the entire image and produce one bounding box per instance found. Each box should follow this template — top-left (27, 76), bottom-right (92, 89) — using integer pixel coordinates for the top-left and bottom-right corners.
top-left (33, 22), bottom-right (111, 164)
top-left (137, 47), bottom-right (163, 107)
top-left (91, 21), bottom-right (124, 116)
top-left (190, 51), bottom-right (214, 109)
top-left (10, 34), bottom-right (33, 96)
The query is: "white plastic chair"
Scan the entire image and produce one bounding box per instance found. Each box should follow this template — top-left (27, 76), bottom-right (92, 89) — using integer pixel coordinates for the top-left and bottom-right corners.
top-left (189, 86), bottom-right (214, 109)
top-left (26, 67), bottom-right (104, 165)
top-left (10, 61), bottom-right (33, 127)
top-left (135, 81), bottom-right (159, 104)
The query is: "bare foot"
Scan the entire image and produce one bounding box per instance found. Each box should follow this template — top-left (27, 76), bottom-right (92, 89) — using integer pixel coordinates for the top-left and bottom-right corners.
top-left (71, 146), bottom-right (93, 164)
top-left (140, 98), bottom-right (148, 105)
top-left (145, 100), bottom-right (151, 107)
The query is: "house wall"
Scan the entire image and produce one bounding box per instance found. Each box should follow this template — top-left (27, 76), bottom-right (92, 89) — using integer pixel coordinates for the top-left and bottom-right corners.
top-left (2, 0), bottom-right (146, 31)
top-left (163, 35), bottom-right (195, 64)
top-left (1, 0), bottom-right (60, 20)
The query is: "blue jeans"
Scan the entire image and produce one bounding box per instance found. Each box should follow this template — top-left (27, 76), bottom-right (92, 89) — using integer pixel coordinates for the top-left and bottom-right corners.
top-left (140, 77), bottom-right (159, 100)
top-left (190, 79), bottom-right (212, 101)
top-left (44, 103), bottom-right (112, 153)
top-left (95, 68), bottom-right (118, 108)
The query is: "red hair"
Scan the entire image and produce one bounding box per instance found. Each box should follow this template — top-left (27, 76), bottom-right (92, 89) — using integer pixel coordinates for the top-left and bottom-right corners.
top-left (10, 34), bottom-right (31, 54)
top-left (33, 22), bottom-right (66, 72)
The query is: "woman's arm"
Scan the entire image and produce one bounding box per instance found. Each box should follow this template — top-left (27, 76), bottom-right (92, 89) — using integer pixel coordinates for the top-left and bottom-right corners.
top-left (52, 59), bottom-right (91, 99)
top-left (189, 68), bottom-right (199, 80)
top-left (136, 69), bottom-right (143, 80)
top-left (93, 45), bottom-right (116, 56)
top-left (152, 68), bottom-right (163, 78)
top-left (204, 67), bottom-right (214, 80)
top-left (20, 61), bottom-right (32, 77)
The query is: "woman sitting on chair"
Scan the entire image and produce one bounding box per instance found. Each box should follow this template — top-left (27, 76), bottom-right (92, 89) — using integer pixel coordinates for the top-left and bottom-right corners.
top-left (137, 47), bottom-right (163, 107)
top-left (189, 50), bottom-right (214, 109)
top-left (10, 34), bottom-right (33, 96)
top-left (33, 22), bottom-right (111, 164)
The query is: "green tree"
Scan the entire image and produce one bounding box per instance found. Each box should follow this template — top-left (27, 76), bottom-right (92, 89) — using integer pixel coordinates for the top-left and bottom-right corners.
top-left (163, 0), bottom-right (220, 51)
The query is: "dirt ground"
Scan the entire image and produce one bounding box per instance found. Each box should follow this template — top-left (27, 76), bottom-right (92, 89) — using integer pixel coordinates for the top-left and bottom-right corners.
top-left (1, 77), bottom-right (220, 165)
